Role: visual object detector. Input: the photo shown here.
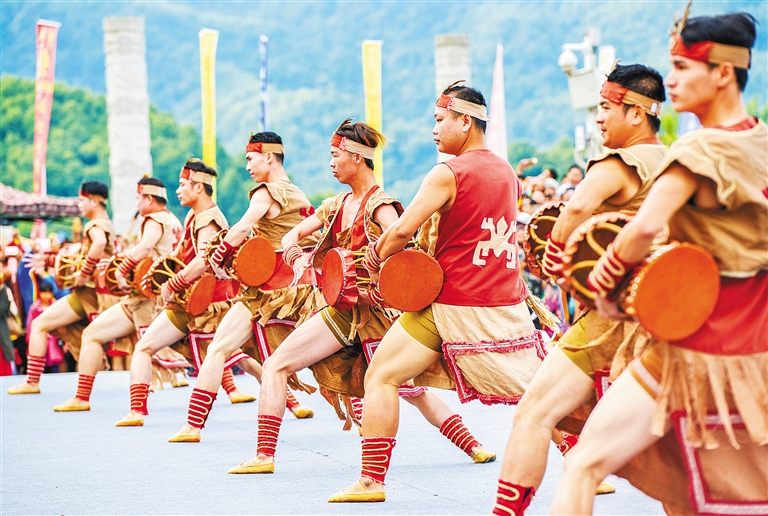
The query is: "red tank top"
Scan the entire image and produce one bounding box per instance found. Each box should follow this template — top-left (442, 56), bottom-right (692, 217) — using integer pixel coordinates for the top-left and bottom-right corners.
top-left (434, 149), bottom-right (528, 306)
top-left (180, 211), bottom-right (235, 302)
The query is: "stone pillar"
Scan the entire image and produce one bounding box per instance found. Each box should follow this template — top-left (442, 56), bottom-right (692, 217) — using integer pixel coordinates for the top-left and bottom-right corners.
top-left (434, 34), bottom-right (472, 162)
top-left (103, 17), bottom-right (152, 235)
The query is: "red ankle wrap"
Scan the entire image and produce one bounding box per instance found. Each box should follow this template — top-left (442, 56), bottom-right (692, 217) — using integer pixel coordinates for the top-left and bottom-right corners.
top-left (26, 355), bottom-right (46, 384)
top-left (360, 437), bottom-right (396, 485)
top-left (129, 383), bottom-right (150, 416)
top-left (257, 414), bottom-right (282, 457)
top-left (188, 388), bottom-right (217, 429)
top-left (285, 390), bottom-right (300, 411)
top-left (556, 432), bottom-right (579, 456)
top-left (76, 374), bottom-right (96, 401)
top-left (492, 480), bottom-right (535, 516)
top-left (221, 368), bottom-right (237, 395)
top-left (439, 414), bottom-right (481, 456)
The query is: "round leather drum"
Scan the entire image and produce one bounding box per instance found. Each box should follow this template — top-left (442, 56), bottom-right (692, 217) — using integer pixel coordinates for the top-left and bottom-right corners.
top-left (181, 274), bottom-right (216, 316)
top-left (54, 253), bottom-right (80, 290)
top-left (105, 255), bottom-right (133, 296)
top-left (523, 201), bottom-right (566, 279)
top-left (619, 242), bottom-right (719, 341)
top-left (321, 248), bottom-right (361, 311)
top-left (562, 212), bottom-right (632, 308)
top-left (133, 257), bottom-right (156, 298)
top-left (145, 256), bottom-right (186, 296)
top-left (203, 229), bottom-right (228, 269)
top-left (233, 236), bottom-right (277, 286)
top-left (379, 249), bottom-right (444, 312)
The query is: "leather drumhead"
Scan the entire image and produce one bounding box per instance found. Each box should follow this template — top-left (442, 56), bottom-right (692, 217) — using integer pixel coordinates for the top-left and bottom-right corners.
top-left (234, 236), bottom-right (277, 286)
top-left (628, 243), bottom-right (720, 341)
top-left (524, 201), bottom-right (566, 279)
top-left (379, 249), bottom-right (444, 312)
top-left (185, 274), bottom-right (216, 316)
top-left (149, 257), bottom-right (182, 295)
top-left (134, 257), bottom-right (156, 298)
top-left (54, 254), bottom-right (79, 290)
top-left (563, 212), bottom-right (632, 308)
top-left (321, 248), bottom-right (358, 310)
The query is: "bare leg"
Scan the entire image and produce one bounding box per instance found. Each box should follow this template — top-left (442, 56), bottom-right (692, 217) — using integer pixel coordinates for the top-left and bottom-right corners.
top-left (55, 303), bottom-right (135, 409)
top-left (194, 302), bottom-right (253, 394)
top-left (238, 357), bottom-right (263, 383)
top-left (8, 295), bottom-right (82, 393)
top-left (233, 314), bottom-right (342, 468)
top-left (115, 312), bottom-right (186, 424)
top-left (334, 321), bottom-right (442, 496)
top-left (550, 369), bottom-right (668, 515)
top-left (500, 346), bottom-right (594, 489)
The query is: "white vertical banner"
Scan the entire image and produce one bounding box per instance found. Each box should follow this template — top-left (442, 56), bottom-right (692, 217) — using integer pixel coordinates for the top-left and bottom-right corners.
top-left (486, 44), bottom-right (508, 162)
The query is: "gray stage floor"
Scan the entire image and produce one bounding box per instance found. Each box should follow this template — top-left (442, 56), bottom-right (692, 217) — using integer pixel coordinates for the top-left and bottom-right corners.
top-left (1, 370), bottom-right (662, 515)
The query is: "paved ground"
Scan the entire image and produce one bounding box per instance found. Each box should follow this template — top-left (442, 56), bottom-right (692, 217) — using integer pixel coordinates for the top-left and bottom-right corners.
top-left (1, 370), bottom-right (662, 515)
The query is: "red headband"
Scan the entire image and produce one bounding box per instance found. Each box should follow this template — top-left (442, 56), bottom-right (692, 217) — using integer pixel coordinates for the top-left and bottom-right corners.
top-left (330, 133), bottom-right (376, 160)
top-left (245, 142), bottom-right (285, 154)
top-left (180, 167), bottom-right (215, 185)
top-left (600, 81), bottom-right (662, 117)
top-left (670, 34), bottom-right (751, 70)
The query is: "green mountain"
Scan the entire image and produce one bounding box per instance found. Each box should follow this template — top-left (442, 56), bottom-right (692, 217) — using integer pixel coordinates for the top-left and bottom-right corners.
top-left (1, 1), bottom-right (766, 203)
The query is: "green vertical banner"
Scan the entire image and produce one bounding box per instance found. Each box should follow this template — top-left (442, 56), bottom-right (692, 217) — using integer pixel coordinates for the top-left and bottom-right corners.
top-left (362, 40), bottom-right (383, 186)
top-left (199, 28), bottom-right (219, 199)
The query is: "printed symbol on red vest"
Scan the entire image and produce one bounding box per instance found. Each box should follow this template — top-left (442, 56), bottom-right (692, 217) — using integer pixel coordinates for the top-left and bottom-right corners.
top-left (473, 217), bottom-right (517, 269)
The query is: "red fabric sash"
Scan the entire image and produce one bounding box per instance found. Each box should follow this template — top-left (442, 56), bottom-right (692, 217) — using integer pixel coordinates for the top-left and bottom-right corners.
top-left (331, 185), bottom-right (379, 251)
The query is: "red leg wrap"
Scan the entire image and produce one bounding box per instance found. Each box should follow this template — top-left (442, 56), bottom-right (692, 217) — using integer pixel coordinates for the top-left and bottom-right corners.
top-left (285, 389), bottom-right (300, 411)
top-left (26, 355), bottom-right (46, 384)
top-left (187, 387), bottom-right (217, 429)
top-left (350, 396), bottom-right (364, 422)
top-left (492, 480), bottom-right (535, 516)
top-left (75, 374), bottom-right (96, 401)
top-left (129, 383), bottom-right (150, 416)
top-left (360, 437), bottom-right (396, 485)
top-left (221, 368), bottom-right (237, 395)
top-left (256, 414), bottom-right (282, 458)
top-left (556, 432), bottom-right (579, 456)
top-left (439, 414), bottom-right (481, 456)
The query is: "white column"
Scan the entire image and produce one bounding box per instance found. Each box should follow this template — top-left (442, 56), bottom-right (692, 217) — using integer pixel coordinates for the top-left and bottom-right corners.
top-left (434, 34), bottom-right (472, 162)
top-left (103, 17), bottom-right (152, 234)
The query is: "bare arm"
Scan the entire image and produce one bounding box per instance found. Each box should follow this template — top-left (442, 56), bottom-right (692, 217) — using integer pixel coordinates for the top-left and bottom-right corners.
top-left (126, 218), bottom-right (163, 261)
top-left (85, 227), bottom-right (107, 261)
top-left (281, 214), bottom-right (323, 249)
top-left (227, 188), bottom-right (278, 247)
top-left (376, 164), bottom-right (456, 260)
top-left (551, 157), bottom-right (638, 243)
top-left (184, 221), bottom-right (220, 281)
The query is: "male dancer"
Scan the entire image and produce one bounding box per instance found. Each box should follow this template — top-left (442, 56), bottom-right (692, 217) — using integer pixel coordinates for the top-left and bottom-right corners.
top-left (552, 11), bottom-right (767, 514)
top-left (9, 181), bottom-right (117, 395)
top-left (330, 83), bottom-right (542, 502)
top-left (115, 159), bottom-right (250, 426)
top-left (491, 63), bottom-right (667, 514)
top-left (228, 119), bottom-right (494, 474)
top-left (51, 177), bottom-right (182, 411)
top-left (168, 132), bottom-right (317, 442)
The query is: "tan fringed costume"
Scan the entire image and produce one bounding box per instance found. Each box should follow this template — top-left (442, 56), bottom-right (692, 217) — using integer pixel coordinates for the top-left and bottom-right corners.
top-left (235, 181), bottom-right (322, 392)
top-left (616, 121), bottom-right (768, 514)
top-left (51, 218), bottom-right (134, 359)
top-left (556, 144), bottom-right (667, 434)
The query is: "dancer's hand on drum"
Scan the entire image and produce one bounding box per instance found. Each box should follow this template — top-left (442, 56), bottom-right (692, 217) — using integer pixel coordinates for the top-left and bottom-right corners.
top-left (73, 270), bottom-right (89, 287)
top-left (593, 294), bottom-right (633, 321)
top-left (114, 268), bottom-right (130, 291)
top-left (210, 263), bottom-right (230, 281)
top-left (160, 282), bottom-right (174, 304)
top-left (289, 252), bottom-right (311, 287)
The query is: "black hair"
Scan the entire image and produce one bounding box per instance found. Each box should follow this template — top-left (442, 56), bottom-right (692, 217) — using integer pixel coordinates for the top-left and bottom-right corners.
top-left (80, 181), bottom-right (109, 201)
top-left (607, 63), bottom-right (666, 132)
top-left (38, 281), bottom-right (54, 293)
top-left (442, 82), bottom-right (488, 133)
top-left (567, 164), bottom-right (584, 177)
top-left (138, 176), bottom-right (167, 205)
top-left (681, 13), bottom-right (757, 91)
top-left (249, 131), bottom-right (285, 165)
top-left (334, 118), bottom-right (386, 171)
top-left (184, 158), bottom-right (217, 197)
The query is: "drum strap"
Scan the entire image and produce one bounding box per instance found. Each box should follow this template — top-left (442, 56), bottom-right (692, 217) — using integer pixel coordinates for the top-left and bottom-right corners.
top-left (331, 185), bottom-right (379, 251)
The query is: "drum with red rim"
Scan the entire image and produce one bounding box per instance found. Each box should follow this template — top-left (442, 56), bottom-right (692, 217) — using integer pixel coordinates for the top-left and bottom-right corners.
top-left (523, 201), bottom-right (566, 280)
top-left (204, 229), bottom-right (277, 287)
top-left (379, 249), bottom-right (444, 312)
top-left (54, 253), bottom-right (81, 290)
top-left (321, 248), bottom-right (366, 311)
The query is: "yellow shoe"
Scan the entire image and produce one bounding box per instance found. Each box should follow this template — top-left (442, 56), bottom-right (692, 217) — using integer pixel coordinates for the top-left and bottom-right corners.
top-left (115, 414), bottom-right (145, 427)
top-left (53, 401), bottom-right (91, 412)
top-left (327, 481), bottom-right (386, 503)
top-left (168, 431), bottom-right (201, 443)
top-left (229, 392), bottom-right (257, 404)
top-left (171, 375), bottom-right (189, 388)
top-left (596, 481), bottom-right (616, 495)
top-left (7, 383), bottom-right (40, 394)
top-left (291, 406), bottom-right (314, 419)
top-left (471, 448), bottom-right (497, 463)
top-left (227, 461), bottom-right (274, 474)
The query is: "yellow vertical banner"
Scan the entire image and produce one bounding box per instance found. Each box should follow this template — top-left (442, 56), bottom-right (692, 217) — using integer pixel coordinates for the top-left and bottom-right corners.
top-left (199, 28), bottom-right (219, 199)
top-left (362, 40), bottom-right (383, 186)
